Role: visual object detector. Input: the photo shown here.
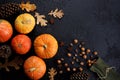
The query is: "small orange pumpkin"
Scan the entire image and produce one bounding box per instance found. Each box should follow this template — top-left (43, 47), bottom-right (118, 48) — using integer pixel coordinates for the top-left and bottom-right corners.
top-left (34, 34), bottom-right (58, 59)
top-left (14, 13), bottom-right (35, 34)
top-left (0, 19), bottom-right (13, 43)
top-left (11, 34), bottom-right (31, 54)
top-left (24, 56), bottom-right (46, 80)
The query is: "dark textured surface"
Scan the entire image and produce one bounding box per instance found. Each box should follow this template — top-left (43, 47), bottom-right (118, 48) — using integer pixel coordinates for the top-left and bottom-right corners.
top-left (0, 0), bottom-right (120, 80)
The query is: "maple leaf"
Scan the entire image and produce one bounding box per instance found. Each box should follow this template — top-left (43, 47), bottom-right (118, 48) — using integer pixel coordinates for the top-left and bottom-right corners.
top-left (19, 1), bottom-right (36, 12)
top-left (48, 8), bottom-right (64, 19)
top-left (48, 68), bottom-right (57, 80)
top-left (35, 12), bottom-right (48, 27)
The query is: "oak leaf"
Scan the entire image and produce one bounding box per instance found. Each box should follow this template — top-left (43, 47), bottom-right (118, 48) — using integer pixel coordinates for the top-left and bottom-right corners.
top-left (35, 12), bottom-right (48, 27)
top-left (48, 8), bottom-right (64, 19)
top-left (19, 1), bottom-right (36, 12)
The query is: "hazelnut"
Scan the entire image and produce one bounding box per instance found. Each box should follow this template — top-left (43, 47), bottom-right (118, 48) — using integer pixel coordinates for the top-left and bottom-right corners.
top-left (81, 51), bottom-right (85, 55)
top-left (71, 61), bottom-right (75, 64)
top-left (88, 63), bottom-right (92, 67)
top-left (72, 68), bottom-right (77, 71)
top-left (86, 49), bottom-right (91, 54)
top-left (73, 39), bottom-right (78, 44)
top-left (69, 43), bottom-right (73, 47)
top-left (79, 67), bottom-right (83, 72)
top-left (57, 60), bottom-right (61, 64)
top-left (87, 60), bottom-right (91, 63)
top-left (80, 41), bottom-right (85, 45)
top-left (79, 44), bottom-right (82, 48)
top-left (80, 62), bottom-right (84, 66)
top-left (59, 70), bottom-right (63, 74)
top-left (83, 55), bottom-right (87, 59)
top-left (75, 58), bottom-right (79, 62)
top-left (61, 58), bottom-right (64, 61)
top-left (75, 53), bottom-right (78, 57)
top-left (93, 51), bottom-right (98, 55)
top-left (67, 53), bottom-right (72, 57)
top-left (73, 56), bottom-right (76, 60)
top-left (79, 53), bottom-right (82, 56)
top-left (67, 67), bottom-right (71, 71)
top-left (64, 63), bottom-right (68, 67)
top-left (81, 47), bottom-right (85, 51)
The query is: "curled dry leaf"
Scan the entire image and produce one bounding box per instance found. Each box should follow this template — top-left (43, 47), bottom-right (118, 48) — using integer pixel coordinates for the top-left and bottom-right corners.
top-left (35, 12), bottom-right (48, 27)
top-left (48, 8), bottom-right (64, 19)
top-left (19, 1), bottom-right (36, 12)
top-left (48, 68), bottom-right (57, 80)
top-left (0, 56), bottom-right (23, 72)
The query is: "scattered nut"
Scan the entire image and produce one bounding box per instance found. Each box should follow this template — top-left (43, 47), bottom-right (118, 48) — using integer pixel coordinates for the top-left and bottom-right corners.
top-left (64, 63), bottom-right (68, 67)
top-left (93, 51), bottom-right (98, 55)
top-left (87, 60), bottom-right (91, 63)
top-left (57, 60), bottom-right (62, 64)
top-left (73, 39), bottom-right (78, 44)
top-left (81, 51), bottom-right (85, 55)
top-left (74, 54), bottom-right (78, 57)
top-left (72, 68), bottom-right (77, 71)
top-left (80, 41), bottom-right (85, 45)
top-left (67, 67), bottom-right (71, 71)
top-left (71, 61), bottom-right (75, 64)
top-left (79, 44), bottom-right (82, 48)
top-left (80, 62), bottom-right (84, 66)
top-left (59, 70), bottom-right (63, 74)
top-left (69, 43), bottom-right (73, 47)
top-left (88, 63), bottom-right (92, 67)
top-left (81, 47), bottom-right (85, 51)
top-left (67, 53), bottom-right (72, 57)
top-left (83, 55), bottom-right (87, 59)
top-left (79, 67), bottom-right (83, 72)
top-left (75, 58), bottom-right (79, 62)
top-left (75, 49), bottom-right (78, 53)
top-left (73, 56), bottom-right (76, 60)
top-left (86, 49), bottom-right (91, 54)
top-left (61, 58), bottom-right (64, 61)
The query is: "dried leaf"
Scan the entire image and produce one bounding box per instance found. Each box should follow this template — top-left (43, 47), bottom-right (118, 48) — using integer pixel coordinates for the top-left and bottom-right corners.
top-left (19, 1), bottom-right (36, 12)
top-left (48, 8), bottom-right (64, 19)
top-left (48, 68), bottom-right (57, 80)
top-left (0, 56), bottom-right (23, 72)
top-left (35, 12), bottom-right (48, 27)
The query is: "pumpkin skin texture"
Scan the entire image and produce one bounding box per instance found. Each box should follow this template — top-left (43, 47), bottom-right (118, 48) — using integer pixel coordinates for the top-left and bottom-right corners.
top-left (24, 56), bottom-right (46, 80)
top-left (0, 19), bottom-right (13, 43)
top-left (11, 34), bottom-right (31, 54)
top-left (34, 34), bottom-right (58, 59)
top-left (14, 13), bottom-right (35, 34)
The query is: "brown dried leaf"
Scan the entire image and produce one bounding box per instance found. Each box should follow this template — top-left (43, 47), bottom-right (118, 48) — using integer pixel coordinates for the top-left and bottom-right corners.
top-left (19, 1), bottom-right (36, 12)
top-left (35, 12), bottom-right (48, 27)
top-left (48, 8), bottom-right (64, 19)
top-left (48, 68), bottom-right (57, 80)
top-left (0, 56), bottom-right (23, 72)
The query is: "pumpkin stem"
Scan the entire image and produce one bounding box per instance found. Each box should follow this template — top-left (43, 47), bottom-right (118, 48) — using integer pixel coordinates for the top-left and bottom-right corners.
top-left (43, 44), bottom-right (47, 49)
top-left (29, 67), bottom-right (36, 72)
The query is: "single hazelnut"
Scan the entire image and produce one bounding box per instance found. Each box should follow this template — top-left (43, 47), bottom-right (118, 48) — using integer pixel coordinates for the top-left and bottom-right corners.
top-left (73, 39), bottom-right (78, 44)
top-left (71, 61), bottom-right (75, 64)
top-left (75, 58), bottom-right (79, 62)
top-left (75, 53), bottom-right (78, 57)
top-left (64, 63), bottom-right (68, 67)
top-left (83, 55), bottom-right (87, 59)
top-left (57, 60), bottom-right (61, 64)
top-left (87, 59), bottom-right (91, 63)
top-left (72, 68), bottom-right (77, 71)
top-left (79, 67), bottom-right (83, 72)
top-left (80, 62), bottom-right (84, 66)
top-left (86, 49), bottom-right (91, 54)
top-left (67, 67), bottom-right (71, 71)
top-left (81, 51), bottom-right (85, 55)
top-left (67, 53), bottom-right (72, 57)
top-left (59, 70), bottom-right (63, 74)
top-left (69, 43), bottom-right (73, 47)
top-left (61, 58), bottom-right (64, 61)
top-left (93, 51), bottom-right (98, 55)
top-left (81, 47), bottom-right (85, 51)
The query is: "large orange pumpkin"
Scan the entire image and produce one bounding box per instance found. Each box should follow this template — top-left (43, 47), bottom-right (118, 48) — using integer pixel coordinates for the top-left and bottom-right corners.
top-left (0, 19), bottom-right (13, 43)
top-left (24, 56), bottom-right (46, 80)
top-left (34, 34), bottom-right (58, 59)
top-left (14, 13), bottom-right (35, 34)
top-left (11, 34), bottom-right (31, 54)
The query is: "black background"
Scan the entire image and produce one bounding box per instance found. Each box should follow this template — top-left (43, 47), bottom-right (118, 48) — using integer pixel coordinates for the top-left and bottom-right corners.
top-left (0, 0), bottom-right (120, 80)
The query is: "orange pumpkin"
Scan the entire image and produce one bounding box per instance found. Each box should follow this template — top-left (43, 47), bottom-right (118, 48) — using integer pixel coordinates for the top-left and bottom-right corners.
top-left (24, 56), bottom-right (46, 80)
top-left (14, 13), bottom-right (35, 34)
top-left (34, 34), bottom-right (58, 59)
top-left (11, 34), bottom-right (31, 54)
top-left (0, 19), bottom-right (13, 43)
